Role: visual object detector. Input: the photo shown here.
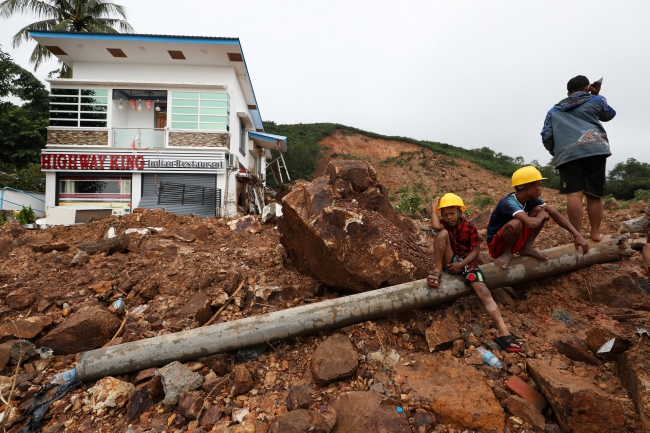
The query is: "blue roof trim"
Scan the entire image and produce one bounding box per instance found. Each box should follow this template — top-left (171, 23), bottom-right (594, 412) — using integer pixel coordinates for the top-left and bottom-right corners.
top-left (29, 31), bottom-right (239, 45)
top-left (249, 131), bottom-right (288, 147)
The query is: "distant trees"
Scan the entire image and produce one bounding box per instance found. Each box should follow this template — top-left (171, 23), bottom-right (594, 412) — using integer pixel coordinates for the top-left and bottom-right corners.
top-left (607, 158), bottom-right (650, 200)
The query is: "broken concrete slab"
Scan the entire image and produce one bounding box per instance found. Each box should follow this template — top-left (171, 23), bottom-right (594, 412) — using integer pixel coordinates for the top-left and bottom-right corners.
top-left (528, 359), bottom-right (627, 433)
top-left (311, 334), bottom-right (358, 385)
top-left (38, 306), bottom-right (121, 355)
top-left (395, 353), bottom-right (505, 432)
top-left (331, 391), bottom-right (410, 433)
top-left (424, 320), bottom-right (461, 352)
top-left (159, 361), bottom-right (203, 406)
top-left (552, 336), bottom-right (600, 365)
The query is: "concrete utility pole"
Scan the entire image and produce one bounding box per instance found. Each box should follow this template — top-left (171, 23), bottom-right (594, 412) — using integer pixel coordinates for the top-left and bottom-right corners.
top-left (75, 237), bottom-right (618, 381)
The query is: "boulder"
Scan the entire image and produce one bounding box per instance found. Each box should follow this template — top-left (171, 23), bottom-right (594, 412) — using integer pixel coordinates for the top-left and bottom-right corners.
top-left (233, 364), bottom-right (253, 395)
top-left (424, 320), bottom-right (461, 352)
top-left (311, 334), bottom-right (358, 385)
top-left (158, 361), bottom-right (203, 406)
top-left (394, 353), bottom-right (505, 432)
top-left (0, 315), bottom-right (53, 341)
top-left (552, 336), bottom-right (600, 365)
top-left (269, 408), bottom-right (337, 433)
top-left (88, 377), bottom-right (135, 412)
top-left (279, 161), bottom-right (430, 293)
top-left (332, 391), bottom-right (410, 433)
top-left (38, 306), bottom-right (121, 355)
top-left (5, 287), bottom-right (36, 310)
top-left (618, 341), bottom-right (650, 431)
top-left (527, 359), bottom-right (626, 433)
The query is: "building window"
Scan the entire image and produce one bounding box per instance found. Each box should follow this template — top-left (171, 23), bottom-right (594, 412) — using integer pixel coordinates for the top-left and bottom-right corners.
top-left (58, 175), bottom-right (132, 214)
top-left (170, 91), bottom-right (229, 131)
top-left (239, 120), bottom-right (246, 156)
top-left (49, 88), bottom-right (108, 127)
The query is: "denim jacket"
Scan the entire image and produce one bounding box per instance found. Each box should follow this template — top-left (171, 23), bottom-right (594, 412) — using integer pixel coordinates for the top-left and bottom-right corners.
top-left (541, 91), bottom-right (616, 168)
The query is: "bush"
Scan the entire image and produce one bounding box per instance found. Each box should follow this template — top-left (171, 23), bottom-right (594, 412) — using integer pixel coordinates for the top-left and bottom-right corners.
top-left (471, 193), bottom-right (495, 211)
top-left (633, 189), bottom-right (650, 202)
top-left (395, 193), bottom-right (423, 215)
top-left (16, 205), bottom-right (35, 225)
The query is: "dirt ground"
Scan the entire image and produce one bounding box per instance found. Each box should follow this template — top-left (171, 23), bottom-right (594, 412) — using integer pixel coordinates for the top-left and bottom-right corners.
top-left (1, 132), bottom-right (649, 432)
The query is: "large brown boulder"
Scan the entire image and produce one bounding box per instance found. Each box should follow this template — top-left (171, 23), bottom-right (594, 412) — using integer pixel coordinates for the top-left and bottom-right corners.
top-left (279, 160), bottom-right (431, 293)
top-left (331, 391), bottom-right (411, 433)
top-left (310, 334), bottom-right (358, 385)
top-left (38, 306), bottom-right (121, 354)
top-left (618, 341), bottom-right (650, 431)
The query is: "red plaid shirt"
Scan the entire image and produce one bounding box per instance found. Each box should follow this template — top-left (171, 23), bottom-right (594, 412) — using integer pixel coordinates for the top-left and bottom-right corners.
top-left (441, 218), bottom-right (481, 260)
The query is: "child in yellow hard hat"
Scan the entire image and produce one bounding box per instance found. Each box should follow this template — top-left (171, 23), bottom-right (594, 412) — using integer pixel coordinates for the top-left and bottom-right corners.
top-left (429, 193), bottom-right (522, 352)
top-left (486, 166), bottom-right (589, 269)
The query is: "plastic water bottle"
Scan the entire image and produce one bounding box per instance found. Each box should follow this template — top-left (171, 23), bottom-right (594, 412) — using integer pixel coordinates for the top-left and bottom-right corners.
top-left (109, 297), bottom-right (124, 313)
top-left (476, 347), bottom-right (503, 369)
top-left (50, 368), bottom-right (77, 385)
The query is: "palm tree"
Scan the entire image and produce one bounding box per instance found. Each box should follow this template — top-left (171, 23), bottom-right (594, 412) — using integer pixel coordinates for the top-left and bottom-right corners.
top-left (0, 0), bottom-right (134, 76)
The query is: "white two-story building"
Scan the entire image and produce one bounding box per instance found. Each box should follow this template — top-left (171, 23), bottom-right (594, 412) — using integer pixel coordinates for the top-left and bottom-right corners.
top-left (32, 31), bottom-right (287, 218)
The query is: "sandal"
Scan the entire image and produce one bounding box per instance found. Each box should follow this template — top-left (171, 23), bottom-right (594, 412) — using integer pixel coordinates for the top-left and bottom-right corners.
top-left (492, 335), bottom-right (522, 353)
top-left (427, 271), bottom-right (441, 288)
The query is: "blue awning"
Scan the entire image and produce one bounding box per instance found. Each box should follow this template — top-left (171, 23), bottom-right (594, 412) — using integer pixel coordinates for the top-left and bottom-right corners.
top-left (248, 131), bottom-right (287, 152)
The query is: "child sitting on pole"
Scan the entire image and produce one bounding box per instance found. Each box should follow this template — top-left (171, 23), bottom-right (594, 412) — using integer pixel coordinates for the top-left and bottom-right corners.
top-left (427, 193), bottom-right (521, 352)
top-left (486, 166), bottom-right (589, 269)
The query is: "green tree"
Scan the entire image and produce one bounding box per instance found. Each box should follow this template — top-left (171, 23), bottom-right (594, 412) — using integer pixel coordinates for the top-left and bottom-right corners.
top-left (0, 45), bottom-right (48, 166)
top-left (0, 0), bottom-right (133, 76)
top-left (607, 158), bottom-right (650, 200)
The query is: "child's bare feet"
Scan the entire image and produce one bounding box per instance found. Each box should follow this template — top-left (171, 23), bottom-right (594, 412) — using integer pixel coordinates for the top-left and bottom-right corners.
top-left (591, 231), bottom-right (603, 242)
top-left (495, 254), bottom-right (511, 269)
top-left (519, 246), bottom-right (550, 261)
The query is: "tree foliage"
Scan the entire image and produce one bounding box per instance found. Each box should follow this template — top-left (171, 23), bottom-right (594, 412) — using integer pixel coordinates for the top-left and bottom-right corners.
top-left (0, 46), bottom-right (48, 167)
top-left (0, 0), bottom-right (134, 75)
top-left (607, 158), bottom-right (650, 200)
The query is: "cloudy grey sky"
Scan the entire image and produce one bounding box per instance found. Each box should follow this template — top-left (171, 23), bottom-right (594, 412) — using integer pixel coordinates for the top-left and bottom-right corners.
top-left (2, 0), bottom-right (649, 169)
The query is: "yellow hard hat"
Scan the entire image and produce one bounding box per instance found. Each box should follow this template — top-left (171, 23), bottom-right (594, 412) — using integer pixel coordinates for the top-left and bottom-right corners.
top-left (511, 166), bottom-right (547, 187)
top-left (437, 193), bottom-right (466, 211)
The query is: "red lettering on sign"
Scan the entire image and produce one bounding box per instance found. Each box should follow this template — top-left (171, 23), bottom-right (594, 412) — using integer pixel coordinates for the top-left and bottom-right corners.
top-left (68, 154), bottom-right (78, 169)
top-left (57, 154), bottom-right (67, 169)
top-left (120, 155), bottom-right (125, 170)
top-left (41, 154), bottom-right (51, 169)
top-left (89, 155), bottom-right (98, 170)
top-left (125, 155), bottom-right (135, 170)
top-left (97, 155), bottom-right (107, 170)
top-left (110, 155), bottom-right (119, 170)
top-left (135, 155), bottom-right (144, 170)
top-left (80, 155), bottom-right (90, 169)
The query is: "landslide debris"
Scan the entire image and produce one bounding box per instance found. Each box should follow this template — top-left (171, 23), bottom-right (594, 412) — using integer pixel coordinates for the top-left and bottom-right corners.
top-left (0, 156), bottom-right (650, 432)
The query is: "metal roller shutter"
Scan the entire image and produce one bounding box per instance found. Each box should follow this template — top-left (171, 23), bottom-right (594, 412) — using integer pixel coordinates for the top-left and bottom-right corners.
top-left (139, 173), bottom-right (219, 217)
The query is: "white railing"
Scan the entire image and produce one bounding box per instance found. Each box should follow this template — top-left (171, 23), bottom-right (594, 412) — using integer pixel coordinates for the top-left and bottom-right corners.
top-left (113, 128), bottom-right (166, 149)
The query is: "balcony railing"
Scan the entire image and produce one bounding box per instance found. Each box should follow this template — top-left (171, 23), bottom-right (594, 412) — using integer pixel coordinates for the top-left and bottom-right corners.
top-left (113, 128), bottom-right (165, 149)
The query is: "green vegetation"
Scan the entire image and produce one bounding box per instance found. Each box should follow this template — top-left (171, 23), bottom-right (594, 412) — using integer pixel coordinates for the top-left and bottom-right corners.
top-left (395, 193), bottom-right (423, 215)
top-left (471, 193), bottom-right (495, 211)
top-left (607, 158), bottom-right (650, 200)
top-left (16, 205), bottom-right (35, 225)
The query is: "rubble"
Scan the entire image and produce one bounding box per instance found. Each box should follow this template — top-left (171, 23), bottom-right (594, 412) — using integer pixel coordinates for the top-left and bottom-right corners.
top-left (159, 361), bottom-right (203, 405)
top-left (331, 391), bottom-right (410, 433)
top-left (310, 334), bottom-right (358, 385)
top-left (88, 376), bottom-right (134, 411)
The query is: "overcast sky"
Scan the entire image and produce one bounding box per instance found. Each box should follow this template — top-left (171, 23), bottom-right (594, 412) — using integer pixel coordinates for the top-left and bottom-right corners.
top-left (1, 0), bottom-right (649, 169)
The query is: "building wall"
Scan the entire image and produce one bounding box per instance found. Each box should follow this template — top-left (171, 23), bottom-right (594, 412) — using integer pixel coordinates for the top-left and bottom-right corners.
top-left (47, 129), bottom-right (109, 146)
top-left (168, 132), bottom-right (230, 148)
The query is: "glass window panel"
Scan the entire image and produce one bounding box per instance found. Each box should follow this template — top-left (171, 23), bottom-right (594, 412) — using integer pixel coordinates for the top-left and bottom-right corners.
top-left (200, 100), bottom-right (228, 108)
top-left (80, 105), bottom-right (107, 112)
top-left (50, 120), bottom-right (78, 127)
top-left (50, 104), bottom-right (78, 111)
top-left (199, 107), bottom-right (228, 115)
top-left (81, 89), bottom-right (108, 96)
top-left (200, 123), bottom-right (227, 131)
top-left (51, 112), bottom-right (78, 119)
top-left (200, 92), bottom-right (229, 101)
top-left (80, 112), bottom-right (107, 120)
top-left (172, 99), bottom-right (199, 107)
top-left (200, 115), bottom-right (228, 123)
top-left (51, 88), bottom-right (79, 95)
top-left (50, 96), bottom-right (79, 104)
top-left (172, 107), bottom-right (199, 114)
top-left (172, 91), bottom-right (199, 99)
top-left (80, 120), bottom-right (107, 127)
top-left (171, 122), bottom-right (199, 129)
top-left (171, 114), bottom-right (198, 122)
top-left (81, 97), bottom-right (108, 104)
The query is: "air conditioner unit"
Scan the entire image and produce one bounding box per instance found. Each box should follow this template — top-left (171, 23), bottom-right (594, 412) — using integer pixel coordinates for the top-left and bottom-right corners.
top-left (228, 154), bottom-right (239, 168)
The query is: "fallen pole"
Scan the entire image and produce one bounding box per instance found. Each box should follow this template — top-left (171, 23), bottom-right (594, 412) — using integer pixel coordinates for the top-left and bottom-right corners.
top-left (76, 237), bottom-right (618, 381)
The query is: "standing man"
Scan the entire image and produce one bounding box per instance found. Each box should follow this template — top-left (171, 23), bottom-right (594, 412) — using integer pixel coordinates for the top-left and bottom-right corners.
top-left (541, 75), bottom-right (616, 241)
